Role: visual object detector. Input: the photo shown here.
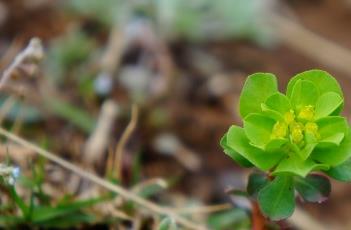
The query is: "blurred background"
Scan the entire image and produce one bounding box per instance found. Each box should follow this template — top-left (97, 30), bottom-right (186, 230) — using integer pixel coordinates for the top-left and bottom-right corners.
top-left (0, 0), bottom-right (351, 229)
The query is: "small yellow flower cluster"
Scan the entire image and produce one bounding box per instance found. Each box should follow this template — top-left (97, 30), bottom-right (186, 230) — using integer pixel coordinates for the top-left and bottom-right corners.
top-left (271, 106), bottom-right (320, 147)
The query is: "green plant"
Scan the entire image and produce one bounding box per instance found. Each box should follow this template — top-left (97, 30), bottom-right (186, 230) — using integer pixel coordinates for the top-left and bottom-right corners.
top-left (0, 159), bottom-right (109, 228)
top-left (221, 69), bottom-right (351, 221)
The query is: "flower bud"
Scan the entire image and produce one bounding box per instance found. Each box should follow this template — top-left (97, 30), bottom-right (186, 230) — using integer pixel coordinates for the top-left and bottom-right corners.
top-left (284, 110), bottom-right (295, 125)
top-left (290, 122), bottom-right (304, 144)
top-left (271, 121), bottom-right (288, 139)
top-left (298, 105), bottom-right (315, 121)
top-left (305, 122), bottom-right (320, 140)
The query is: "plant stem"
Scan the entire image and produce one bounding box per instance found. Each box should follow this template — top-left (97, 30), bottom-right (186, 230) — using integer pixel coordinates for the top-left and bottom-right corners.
top-left (251, 201), bottom-right (266, 230)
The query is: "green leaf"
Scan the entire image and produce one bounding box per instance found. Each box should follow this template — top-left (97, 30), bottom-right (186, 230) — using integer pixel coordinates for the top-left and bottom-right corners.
top-left (239, 73), bottom-right (278, 118)
top-left (0, 216), bottom-right (24, 226)
top-left (289, 80), bottom-right (319, 110)
top-left (257, 174), bottom-right (295, 221)
top-left (31, 197), bottom-right (106, 223)
top-left (208, 209), bottom-right (250, 230)
top-left (294, 174), bottom-right (331, 203)
top-left (264, 93), bottom-right (291, 115)
top-left (315, 92), bottom-right (343, 119)
top-left (158, 217), bottom-right (178, 230)
top-left (9, 186), bottom-right (30, 219)
top-left (220, 133), bottom-right (253, 167)
top-left (226, 126), bottom-right (284, 170)
top-left (326, 158), bottom-right (351, 181)
top-left (35, 213), bottom-right (96, 228)
top-left (299, 143), bottom-right (317, 160)
top-left (316, 116), bottom-right (348, 146)
top-left (311, 130), bottom-right (351, 166)
top-left (273, 154), bottom-right (328, 177)
top-left (223, 149), bottom-right (253, 168)
top-left (247, 173), bottom-right (269, 197)
top-left (243, 114), bottom-right (275, 148)
top-left (318, 133), bottom-right (345, 148)
top-left (44, 97), bottom-right (96, 134)
top-left (265, 139), bottom-right (288, 152)
top-left (261, 104), bottom-right (283, 121)
top-left (286, 70), bottom-right (343, 99)
top-left (131, 153), bottom-right (142, 184)
top-left (137, 182), bottom-right (167, 199)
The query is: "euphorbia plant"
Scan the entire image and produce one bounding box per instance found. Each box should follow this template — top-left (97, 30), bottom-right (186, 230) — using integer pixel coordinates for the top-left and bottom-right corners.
top-left (221, 69), bottom-right (351, 222)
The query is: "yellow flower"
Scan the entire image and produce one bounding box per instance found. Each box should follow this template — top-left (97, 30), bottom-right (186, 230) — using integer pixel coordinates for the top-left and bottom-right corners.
top-left (298, 105), bottom-right (315, 121)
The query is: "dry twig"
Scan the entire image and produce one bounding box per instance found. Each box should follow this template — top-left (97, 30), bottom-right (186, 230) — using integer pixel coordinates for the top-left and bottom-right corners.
top-left (84, 100), bottom-right (119, 166)
top-left (114, 104), bottom-right (138, 180)
top-left (100, 26), bottom-right (125, 76)
top-left (175, 203), bottom-right (231, 215)
top-left (153, 133), bottom-right (202, 171)
top-left (271, 14), bottom-right (351, 77)
top-left (0, 38), bottom-right (43, 90)
top-left (0, 127), bottom-right (206, 230)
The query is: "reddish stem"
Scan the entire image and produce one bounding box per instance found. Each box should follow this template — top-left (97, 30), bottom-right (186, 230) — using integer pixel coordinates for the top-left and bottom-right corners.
top-left (251, 201), bottom-right (266, 230)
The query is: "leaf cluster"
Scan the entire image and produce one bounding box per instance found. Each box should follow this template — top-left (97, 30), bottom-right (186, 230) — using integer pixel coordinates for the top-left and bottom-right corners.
top-left (221, 70), bottom-right (351, 220)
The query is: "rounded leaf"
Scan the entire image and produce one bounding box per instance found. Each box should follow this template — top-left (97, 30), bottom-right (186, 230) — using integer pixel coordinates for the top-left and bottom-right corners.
top-left (220, 133), bottom-right (253, 167)
top-left (290, 80), bottom-right (319, 110)
top-left (316, 116), bottom-right (348, 146)
top-left (243, 114), bottom-right (275, 149)
top-left (286, 70), bottom-right (343, 99)
top-left (315, 92), bottom-right (343, 119)
top-left (273, 154), bottom-right (328, 178)
top-left (247, 172), bottom-right (269, 197)
top-left (226, 126), bottom-right (284, 170)
top-left (294, 174), bottom-right (331, 203)
top-left (326, 158), bottom-right (351, 182)
top-left (311, 130), bottom-right (351, 166)
top-left (258, 174), bottom-right (295, 221)
top-left (264, 93), bottom-right (291, 115)
top-left (261, 104), bottom-right (283, 121)
top-left (239, 73), bottom-right (278, 118)
top-left (265, 139), bottom-right (288, 152)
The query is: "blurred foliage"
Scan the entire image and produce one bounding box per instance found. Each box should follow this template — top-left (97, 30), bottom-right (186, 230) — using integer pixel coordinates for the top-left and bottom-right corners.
top-left (0, 0), bottom-right (281, 228)
top-left (158, 217), bottom-right (178, 230)
top-left (208, 208), bottom-right (251, 230)
top-left (1, 186), bottom-right (105, 228)
top-left (66, 0), bottom-right (275, 44)
top-left (68, 0), bottom-right (126, 26)
top-left (0, 96), bottom-right (42, 123)
top-left (0, 158), bottom-right (109, 228)
top-left (154, 0), bottom-right (274, 44)
top-left (44, 97), bottom-right (96, 134)
top-left (41, 29), bottom-right (98, 133)
top-left (46, 30), bottom-right (96, 85)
